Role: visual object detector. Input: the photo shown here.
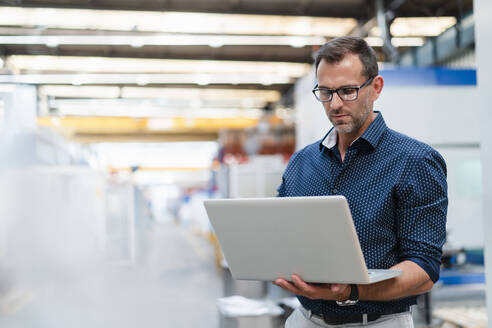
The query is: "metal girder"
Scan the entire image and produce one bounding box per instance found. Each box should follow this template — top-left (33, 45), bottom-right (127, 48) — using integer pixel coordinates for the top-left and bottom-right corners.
top-left (376, 0), bottom-right (399, 63)
top-left (350, 0), bottom-right (408, 41)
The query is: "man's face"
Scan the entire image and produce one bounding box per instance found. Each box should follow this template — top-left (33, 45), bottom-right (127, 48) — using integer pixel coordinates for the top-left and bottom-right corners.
top-left (316, 54), bottom-right (376, 135)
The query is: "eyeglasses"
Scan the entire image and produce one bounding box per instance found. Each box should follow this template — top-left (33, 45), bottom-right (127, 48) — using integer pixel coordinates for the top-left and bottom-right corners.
top-left (312, 76), bottom-right (375, 102)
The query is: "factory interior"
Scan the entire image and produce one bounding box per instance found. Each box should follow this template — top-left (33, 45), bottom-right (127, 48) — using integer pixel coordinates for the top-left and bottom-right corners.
top-left (0, 0), bottom-right (492, 327)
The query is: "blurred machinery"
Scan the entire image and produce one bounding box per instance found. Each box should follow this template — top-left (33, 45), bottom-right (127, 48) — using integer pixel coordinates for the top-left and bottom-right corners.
top-left (213, 113), bottom-right (297, 328)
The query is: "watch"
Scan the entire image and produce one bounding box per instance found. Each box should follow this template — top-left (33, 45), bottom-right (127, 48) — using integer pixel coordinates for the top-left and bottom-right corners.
top-left (336, 284), bottom-right (359, 306)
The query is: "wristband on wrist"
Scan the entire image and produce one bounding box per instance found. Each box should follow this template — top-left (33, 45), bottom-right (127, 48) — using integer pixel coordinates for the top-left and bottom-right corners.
top-left (336, 284), bottom-right (359, 306)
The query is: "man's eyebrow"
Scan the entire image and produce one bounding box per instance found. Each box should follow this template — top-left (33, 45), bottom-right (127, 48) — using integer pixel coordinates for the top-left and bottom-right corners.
top-left (318, 83), bottom-right (357, 89)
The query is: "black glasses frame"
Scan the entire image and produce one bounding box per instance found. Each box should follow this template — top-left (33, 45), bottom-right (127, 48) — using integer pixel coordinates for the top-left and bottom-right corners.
top-left (312, 76), bottom-right (375, 102)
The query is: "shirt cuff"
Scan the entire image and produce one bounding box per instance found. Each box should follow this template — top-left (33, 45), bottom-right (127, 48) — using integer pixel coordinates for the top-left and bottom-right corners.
top-left (402, 255), bottom-right (441, 283)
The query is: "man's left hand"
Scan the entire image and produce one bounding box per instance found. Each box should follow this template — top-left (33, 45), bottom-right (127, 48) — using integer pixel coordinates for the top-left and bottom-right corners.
top-left (273, 274), bottom-right (351, 301)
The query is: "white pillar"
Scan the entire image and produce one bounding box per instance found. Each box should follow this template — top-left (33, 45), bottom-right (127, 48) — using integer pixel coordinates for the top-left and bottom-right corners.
top-left (474, 0), bottom-right (492, 320)
top-left (0, 84), bottom-right (37, 134)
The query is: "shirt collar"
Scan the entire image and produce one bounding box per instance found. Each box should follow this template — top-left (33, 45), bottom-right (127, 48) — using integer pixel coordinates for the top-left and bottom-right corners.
top-left (321, 127), bottom-right (338, 149)
top-left (319, 111), bottom-right (386, 152)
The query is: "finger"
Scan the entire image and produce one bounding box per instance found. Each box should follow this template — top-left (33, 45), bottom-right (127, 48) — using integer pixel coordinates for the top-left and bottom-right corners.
top-left (274, 278), bottom-right (287, 286)
top-left (291, 274), bottom-right (314, 291)
top-left (275, 278), bottom-right (305, 296)
top-left (291, 274), bottom-right (320, 299)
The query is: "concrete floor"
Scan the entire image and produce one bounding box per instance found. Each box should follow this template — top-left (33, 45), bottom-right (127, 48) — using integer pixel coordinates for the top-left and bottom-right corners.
top-left (0, 222), bottom-right (223, 328)
top-left (0, 218), bottom-right (486, 328)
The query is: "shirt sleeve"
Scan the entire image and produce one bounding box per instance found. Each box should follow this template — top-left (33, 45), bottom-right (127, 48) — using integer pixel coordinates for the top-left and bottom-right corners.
top-left (395, 149), bottom-right (448, 283)
top-left (277, 149), bottom-right (303, 198)
top-left (277, 176), bottom-right (286, 197)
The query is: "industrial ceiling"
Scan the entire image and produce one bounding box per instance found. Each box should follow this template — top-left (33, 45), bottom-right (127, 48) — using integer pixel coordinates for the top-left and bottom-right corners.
top-left (0, 0), bottom-right (472, 18)
top-left (0, 0), bottom-right (475, 142)
top-left (0, 0), bottom-right (473, 64)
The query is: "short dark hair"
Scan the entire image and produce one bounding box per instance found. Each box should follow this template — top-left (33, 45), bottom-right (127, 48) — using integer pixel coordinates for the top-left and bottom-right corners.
top-left (315, 36), bottom-right (378, 78)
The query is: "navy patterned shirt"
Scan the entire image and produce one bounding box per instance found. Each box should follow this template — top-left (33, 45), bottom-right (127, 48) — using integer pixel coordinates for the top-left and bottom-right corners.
top-left (277, 112), bottom-right (447, 315)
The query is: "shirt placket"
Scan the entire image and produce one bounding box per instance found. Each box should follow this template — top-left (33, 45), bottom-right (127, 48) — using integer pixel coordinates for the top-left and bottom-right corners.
top-left (332, 146), bottom-right (358, 195)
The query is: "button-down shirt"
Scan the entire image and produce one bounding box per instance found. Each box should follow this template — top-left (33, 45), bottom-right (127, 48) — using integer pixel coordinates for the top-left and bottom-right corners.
top-left (277, 112), bottom-right (447, 315)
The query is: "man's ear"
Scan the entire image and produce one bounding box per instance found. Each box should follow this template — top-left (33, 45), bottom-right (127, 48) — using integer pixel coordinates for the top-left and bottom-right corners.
top-left (372, 75), bottom-right (384, 101)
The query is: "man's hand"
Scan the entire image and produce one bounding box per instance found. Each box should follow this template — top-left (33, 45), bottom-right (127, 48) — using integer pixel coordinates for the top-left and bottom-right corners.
top-left (273, 261), bottom-right (434, 302)
top-left (273, 274), bottom-right (351, 301)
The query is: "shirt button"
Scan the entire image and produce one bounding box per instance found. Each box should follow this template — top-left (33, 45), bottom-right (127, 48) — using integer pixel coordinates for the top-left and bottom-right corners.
top-left (332, 189), bottom-right (338, 194)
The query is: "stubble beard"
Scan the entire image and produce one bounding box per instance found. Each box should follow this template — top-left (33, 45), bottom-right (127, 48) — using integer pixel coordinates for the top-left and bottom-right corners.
top-left (331, 97), bottom-right (372, 134)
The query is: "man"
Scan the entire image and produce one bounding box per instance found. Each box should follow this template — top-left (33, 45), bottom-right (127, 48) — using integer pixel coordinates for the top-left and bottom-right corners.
top-left (274, 36), bottom-right (447, 327)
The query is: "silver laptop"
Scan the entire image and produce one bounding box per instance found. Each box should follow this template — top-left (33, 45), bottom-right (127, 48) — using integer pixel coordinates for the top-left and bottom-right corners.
top-left (204, 196), bottom-right (401, 284)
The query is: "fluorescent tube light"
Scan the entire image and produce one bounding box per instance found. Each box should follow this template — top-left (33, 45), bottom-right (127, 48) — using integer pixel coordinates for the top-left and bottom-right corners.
top-left (39, 85), bottom-right (121, 98)
top-left (0, 35), bottom-right (327, 48)
top-left (0, 7), bottom-right (357, 37)
top-left (391, 37), bottom-right (425, 47)
top-left (364, 37), bottom-right (384, 47)
top-left (0, 73), bottom-right (293, 85)
top-left (39, 85), bottom-right (281, 104)
top-left (390, 17), bottom-right (457, 37)
top-left (52, 100), bottom-right (264, 118)
top-left (7, 55), bottom-right (311, 76)
top-left (365, 37), bottom-right (425, 47)
top-left (120, 87), bottom-right (280, 102)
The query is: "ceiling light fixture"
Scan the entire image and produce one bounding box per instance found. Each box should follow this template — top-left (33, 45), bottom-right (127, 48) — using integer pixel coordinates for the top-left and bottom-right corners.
top-left (0, 34), bottom-right (327, 48)
top-left (364, 37), bottom-right (426, 47)
top-left (0, 73), bottom-right (293, 85)
top-left (38, 86), bottom-right (281, 102)
top-left (39, 85), bottom-right (121, 98)
top-left (6, 55), bottom-right (311, 76)
top-left (391, 37), bottom-right (425, 47)
top-left (50, 100), bottom-right (265, 118)
top-left (0, 7), bottom-right (357, 37)
top-left (390, 17), bottom-right (457, 37)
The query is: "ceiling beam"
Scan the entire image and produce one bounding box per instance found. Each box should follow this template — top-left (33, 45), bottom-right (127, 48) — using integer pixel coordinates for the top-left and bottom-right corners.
top-left (0, 0), bottom-right (368, 18)
top-left (376, 0), bottom-right (399, 63)
top-left (71, 132), bottom-right (219, 143)
top-left (0, 44), bottom-right (314, 63)
top-left (350, 0), bottom-right (408, 38)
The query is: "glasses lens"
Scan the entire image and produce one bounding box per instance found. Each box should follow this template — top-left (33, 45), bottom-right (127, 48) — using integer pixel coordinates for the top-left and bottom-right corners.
top-left (339, 88), bottom-right (358, 101)
top-left (315, 89), bottom-right (333, 102)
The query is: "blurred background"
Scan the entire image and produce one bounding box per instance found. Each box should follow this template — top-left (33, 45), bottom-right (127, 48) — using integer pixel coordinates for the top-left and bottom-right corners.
top-left (0, 0), bottom-right (490, 327)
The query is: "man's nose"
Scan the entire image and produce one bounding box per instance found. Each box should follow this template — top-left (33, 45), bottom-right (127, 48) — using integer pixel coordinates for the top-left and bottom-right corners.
top-left (329, 92), bottom-right (344, 110)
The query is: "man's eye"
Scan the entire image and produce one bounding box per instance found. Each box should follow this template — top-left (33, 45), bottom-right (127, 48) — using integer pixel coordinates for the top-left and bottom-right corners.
top-left (340, 88), bottom-right (358, 96)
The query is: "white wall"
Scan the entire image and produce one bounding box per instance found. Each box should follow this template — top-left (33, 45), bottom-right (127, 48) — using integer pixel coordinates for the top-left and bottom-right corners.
top-left (376, 86), bottom-right (479, 145)
top-left (295, 79), bottom-right (480, 148)
top-left (294, 72), bottom-right (482, 249)
top-left (474, 0), bottom-right (492, 320)
top-left (436, 147), bottom-right (482, 249)
top-left (0, 84), bottom-right (37, 134)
